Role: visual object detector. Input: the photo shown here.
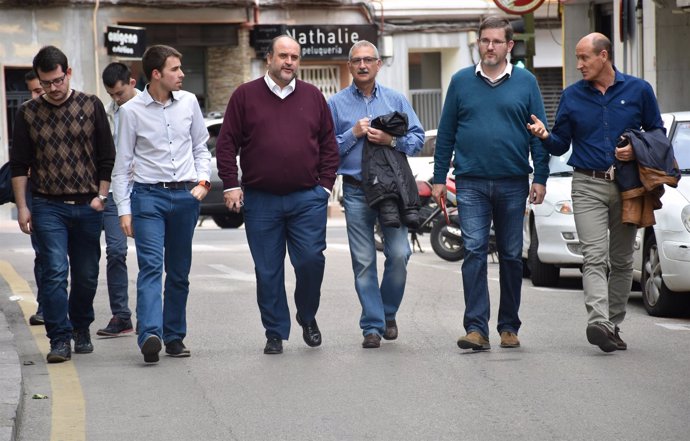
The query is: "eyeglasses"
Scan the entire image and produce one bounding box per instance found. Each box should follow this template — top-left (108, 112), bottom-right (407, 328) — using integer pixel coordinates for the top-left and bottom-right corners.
top-left (38, 73), bottom-right (67, 89)
top-left (350, 57), bottom-right (379, 65)
top-left (478, 39), bottom-right (507, 47)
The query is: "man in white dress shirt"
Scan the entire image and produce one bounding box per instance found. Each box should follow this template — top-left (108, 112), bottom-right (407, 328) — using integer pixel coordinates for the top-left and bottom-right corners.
top-left (111, 45), bottom-right (212, 363)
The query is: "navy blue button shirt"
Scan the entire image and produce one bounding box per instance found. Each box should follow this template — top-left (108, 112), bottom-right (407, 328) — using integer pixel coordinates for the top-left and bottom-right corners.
top-left (543, 68), bottom-right (663, 171)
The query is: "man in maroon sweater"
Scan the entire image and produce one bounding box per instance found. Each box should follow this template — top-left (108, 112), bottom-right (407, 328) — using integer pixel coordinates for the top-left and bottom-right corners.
top-left (215, 35), bottom-right (339, 355)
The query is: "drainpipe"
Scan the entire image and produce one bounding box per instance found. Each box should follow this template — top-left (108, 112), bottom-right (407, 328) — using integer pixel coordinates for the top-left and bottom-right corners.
top-left (92, 0), bottom-right (100, 94)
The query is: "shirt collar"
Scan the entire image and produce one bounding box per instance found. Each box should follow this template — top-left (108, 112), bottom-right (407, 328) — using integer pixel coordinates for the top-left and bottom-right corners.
top-left (264, 72), bottom-right (296, 95)
top-left (111, 88), bottom-right (141, 113)
top-left (349, 81), bottom-right (379, 98)
top-left (581, 66), bottom-right (626, 91)
top-left (475, 62), bottom-right (513, 82)
top-left (141, 85), bottom-right (181, 106)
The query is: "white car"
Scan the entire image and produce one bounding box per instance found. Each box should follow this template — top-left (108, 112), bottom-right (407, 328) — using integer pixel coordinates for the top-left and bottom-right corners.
top-left (522, 149), bottom-right (582, 287)
top-left (407, 129), bottom-right (437, 182)
top-left (632, 112), bottom-right (690, 316)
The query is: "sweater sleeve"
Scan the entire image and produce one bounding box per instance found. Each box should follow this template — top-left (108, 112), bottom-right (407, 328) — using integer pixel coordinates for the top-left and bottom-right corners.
top-left (93, 97), bottom-right (116, 182)
top-left (434, 76), bottom-right (459, 184)
top-left (317, 94), bottom-right (340, 190)
top-left (216, 87), bottom-right (243, 190)
top-left (9, 106), bottom-right (32, 178)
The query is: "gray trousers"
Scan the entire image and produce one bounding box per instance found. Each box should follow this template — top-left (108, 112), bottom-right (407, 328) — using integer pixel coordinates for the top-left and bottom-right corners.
top-left (571, 173), bottom-right (637, 332)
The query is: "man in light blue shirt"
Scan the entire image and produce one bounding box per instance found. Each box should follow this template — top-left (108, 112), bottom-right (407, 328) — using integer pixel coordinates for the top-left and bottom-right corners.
top-left (328, 40), bottom-right (424, 349)
top-left (111, 45), bottom-right (211, 363)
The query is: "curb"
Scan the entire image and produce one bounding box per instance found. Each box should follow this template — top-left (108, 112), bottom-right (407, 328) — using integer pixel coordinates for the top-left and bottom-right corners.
top-left (0, 300), bottom-right (21, 441)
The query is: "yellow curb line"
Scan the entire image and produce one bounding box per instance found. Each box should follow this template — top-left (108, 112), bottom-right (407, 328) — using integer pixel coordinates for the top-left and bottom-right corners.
top-left (0, 260), bottom-right (86, 441)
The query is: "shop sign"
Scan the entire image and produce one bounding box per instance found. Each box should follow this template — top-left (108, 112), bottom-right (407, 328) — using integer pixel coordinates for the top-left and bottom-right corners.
top-left (105, 25), bottom-right (146, 57)
top-left (250, 24), bottom-right (377, 59)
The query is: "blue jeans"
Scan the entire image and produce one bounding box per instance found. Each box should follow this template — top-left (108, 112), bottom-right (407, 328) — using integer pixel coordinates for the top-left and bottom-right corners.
top-left (456, 177), bottom-right (528, 338)
top-left (243, 186), bottom-right (329, 340)
top-left (343, 183), bottom-right (411, 336)
top-left (103, 194), bottom-right (131, 319)
top-left (131, 183), bottom-right (199, 348)
top-left (26, 187), bottom-right (43, 315)
top-left (31, 197), bottom-right (103, 344)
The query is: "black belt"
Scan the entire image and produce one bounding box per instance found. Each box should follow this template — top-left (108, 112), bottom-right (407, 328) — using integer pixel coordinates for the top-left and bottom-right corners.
top-left (141, 181), bottom-right (195, 190)
top-left (574, 168), bottom-right (614, 181)
top-left (342, 175), bottom-right (362, 187)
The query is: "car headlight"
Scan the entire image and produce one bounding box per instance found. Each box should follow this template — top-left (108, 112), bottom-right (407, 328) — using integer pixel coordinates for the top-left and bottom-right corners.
top-left (554, 200), bottom-right (573, 214)
top-left (682, 205), bottom-right (690, 233)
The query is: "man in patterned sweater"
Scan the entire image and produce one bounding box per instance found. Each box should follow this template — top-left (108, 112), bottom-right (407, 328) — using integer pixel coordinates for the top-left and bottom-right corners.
top-left (10, 46), bottom-right (115, 363)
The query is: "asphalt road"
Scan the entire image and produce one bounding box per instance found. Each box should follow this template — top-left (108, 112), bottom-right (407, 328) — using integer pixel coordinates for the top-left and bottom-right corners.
top-left (2, 218), bottom-right (690, 441)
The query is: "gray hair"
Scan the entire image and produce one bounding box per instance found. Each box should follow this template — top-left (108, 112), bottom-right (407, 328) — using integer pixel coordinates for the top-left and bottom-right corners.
top-left (348, 40), bottom-right (380, 60)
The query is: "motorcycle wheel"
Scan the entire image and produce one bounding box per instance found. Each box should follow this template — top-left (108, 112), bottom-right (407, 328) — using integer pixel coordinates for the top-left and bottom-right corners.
top-left (430, 218), bottom-right (464, 261)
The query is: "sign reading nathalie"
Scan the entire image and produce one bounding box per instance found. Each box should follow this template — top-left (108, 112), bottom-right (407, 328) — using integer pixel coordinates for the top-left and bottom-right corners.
top-left (105, 25), bottom-right (146, 58)
top-left (250, 24), bottom-right (378, 59)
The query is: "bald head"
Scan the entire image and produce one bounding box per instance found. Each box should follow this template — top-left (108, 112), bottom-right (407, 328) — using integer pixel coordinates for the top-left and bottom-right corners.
top-left (577, 33), bottom-right (612, 62)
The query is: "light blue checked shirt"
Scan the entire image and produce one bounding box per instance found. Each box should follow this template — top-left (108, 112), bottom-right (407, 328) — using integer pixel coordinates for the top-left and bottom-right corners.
top-left (328, 82), bottom-right (425, 180)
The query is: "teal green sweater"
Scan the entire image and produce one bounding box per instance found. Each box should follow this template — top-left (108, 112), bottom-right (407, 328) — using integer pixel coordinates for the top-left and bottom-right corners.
top-left (433, 66), bottom-right (549, 185)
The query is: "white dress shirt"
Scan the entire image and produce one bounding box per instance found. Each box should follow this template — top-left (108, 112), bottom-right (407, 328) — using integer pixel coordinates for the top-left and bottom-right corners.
top-left (264, 72), bottom-right (296, 99)
top-left (111, 86), bottom-right (211, 216)
top-left (475, 61), bottom-right (513, 83)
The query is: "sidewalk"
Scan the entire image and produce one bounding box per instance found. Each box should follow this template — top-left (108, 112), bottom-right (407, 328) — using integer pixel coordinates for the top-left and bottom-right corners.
top-left (0, 305), bottom-right (21, 441)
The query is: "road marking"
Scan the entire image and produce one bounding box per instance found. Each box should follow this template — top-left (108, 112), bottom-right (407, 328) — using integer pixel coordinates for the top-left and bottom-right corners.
top-left (208, 264), bottom-right (256, 281)
top-left (655, 323), bottom-right (690, 331)
top-left (0, 260), bottom-right (86, 441)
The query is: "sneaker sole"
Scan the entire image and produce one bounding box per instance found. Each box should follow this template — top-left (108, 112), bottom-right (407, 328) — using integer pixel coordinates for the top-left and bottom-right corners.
top-left (29, 317), bottom-right (44, 326)
top-left (166, 350), bottom-right (191, 358)
top-left (141, 335), bottom-right (162, 363)
top-left (96, 328), bottom-right (134, 337)
top-left (46, 354), bottom-right (71, 363)
top-left (586, 326), bottom-right (617, 353)
top-left (500, 342), bottom-right (520, 348)
top-left (457, 339), bottom-right (491, 351)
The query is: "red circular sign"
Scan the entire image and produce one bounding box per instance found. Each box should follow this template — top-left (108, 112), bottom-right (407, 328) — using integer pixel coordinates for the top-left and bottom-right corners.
top-left (494, 0), bottom-right (546, 15)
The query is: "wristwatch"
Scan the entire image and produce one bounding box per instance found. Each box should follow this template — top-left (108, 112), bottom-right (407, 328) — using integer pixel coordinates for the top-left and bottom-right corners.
top-left (390, 137), bottom-right (397, 148)
top-left (98, 194), bottom-right (108, 203)
top-left (198, 180), bottom-right (211, 191)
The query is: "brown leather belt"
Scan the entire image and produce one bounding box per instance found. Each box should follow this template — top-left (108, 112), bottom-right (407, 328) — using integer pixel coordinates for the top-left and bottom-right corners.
top-left (574, 168), bottom-right (614, 181)
top-left (342, 175), bottom-right (362, 187)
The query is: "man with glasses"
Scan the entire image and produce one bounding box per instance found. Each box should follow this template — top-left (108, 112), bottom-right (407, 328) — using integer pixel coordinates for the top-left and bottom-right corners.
top-left (433, 16), bottom-right (549, 351)
top-left (215, 35), bottom-right (339, 355)
top-left (328, 40), bottom-right (424, 349)
top-left (10, 45), bottom-right (115, 363)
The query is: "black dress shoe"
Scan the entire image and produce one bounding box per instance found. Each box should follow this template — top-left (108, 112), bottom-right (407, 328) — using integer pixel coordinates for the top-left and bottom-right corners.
top-left (586, 322), bottom-right (618, 353)
top-left (383, 319), bottom-right (398, 341)
top-left (362, 333), bottom-right (381, 349)
top-left (296, 314), bottom-right (322, 347)
top-left (264, 337), bottom-right (283, 354)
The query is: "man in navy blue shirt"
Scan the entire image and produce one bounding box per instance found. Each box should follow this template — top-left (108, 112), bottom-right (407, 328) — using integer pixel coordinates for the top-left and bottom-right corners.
top-left (528, 33), bottom-right (663, 353)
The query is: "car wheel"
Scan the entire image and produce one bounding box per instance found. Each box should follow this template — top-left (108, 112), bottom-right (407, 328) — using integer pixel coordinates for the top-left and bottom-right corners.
top-left (212, 213), bottom-right (244, 229)
top-left (429, 216), bottom-right (464, 262)
top-left (641, 232), bottom-right (689, 316)
top-left (528, 226), bottom-right (560, 287)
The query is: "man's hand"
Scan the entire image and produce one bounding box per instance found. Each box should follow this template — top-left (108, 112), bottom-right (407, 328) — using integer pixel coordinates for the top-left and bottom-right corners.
top-left (17, 207), bottom-right (32, 235)
top-left (120, 214), bottom-right (134, 238)
top-left (529, 183), bottom-right (546, 205)
top-left (352, 118), bottom-right (370, 138)
top-left (526, 114), bottom-right (550, 140)
top-left (366, 128), bottom-right (394, 147)
top-left (191, 185), bottom-right (209, 201)
top-left (615, 142), bottom-right (636, 162)
top-left (90, 197), bottom-right (105, 212)
top-left (223, 188), bottom-right (244, 213)
top-left (432, 184), bottom-right (446, 204)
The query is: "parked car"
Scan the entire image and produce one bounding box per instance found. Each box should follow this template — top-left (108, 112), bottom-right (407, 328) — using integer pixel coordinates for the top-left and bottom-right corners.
top-left (407, 129), bottom-right (437, 182)
top-left (522, 149), bottom-right (583, 287)
top-left (632, 111), bottom-right (690, 316)
top-left (202, 116), bottom-right (244, 229)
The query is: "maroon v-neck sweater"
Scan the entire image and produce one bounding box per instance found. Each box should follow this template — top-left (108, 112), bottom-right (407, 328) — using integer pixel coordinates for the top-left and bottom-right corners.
top-left (215, 77), bottom-right (339, 194)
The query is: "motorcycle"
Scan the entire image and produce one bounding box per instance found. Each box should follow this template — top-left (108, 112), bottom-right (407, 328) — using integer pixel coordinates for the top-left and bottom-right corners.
top-left (428, 177), bottom-right (466, 261)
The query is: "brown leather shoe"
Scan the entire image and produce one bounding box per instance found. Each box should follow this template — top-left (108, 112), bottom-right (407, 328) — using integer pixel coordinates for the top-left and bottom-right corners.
top-left (383, 320), bottom-right (398, 340)
top-left (362, 333), bottom-right (381, 349)
top-left (457, 331), bottom-right (490, 351)
top-left (586, 322), bottom-right (618, 353)
top-left (613, 325), bottom-right (627, 351)
top-left (499, 331), bottom-right (520, 348)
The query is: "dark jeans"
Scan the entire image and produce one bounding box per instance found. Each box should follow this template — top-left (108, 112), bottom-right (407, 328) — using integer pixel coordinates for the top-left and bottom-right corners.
top-left (130, 183), bottom-right (199, 348)
top-left (31, 197), bottom-right (103, 344)
top-left (103, 194), bottom-right (131, 319)
top-left (456, 176), bottom-right (529, 338)
top-left (243, 186), bottom-right (329, 340)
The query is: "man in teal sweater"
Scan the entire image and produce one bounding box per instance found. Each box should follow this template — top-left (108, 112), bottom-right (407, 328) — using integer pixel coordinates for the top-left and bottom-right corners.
top-left (432, 16), bottom-right (549, 351)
